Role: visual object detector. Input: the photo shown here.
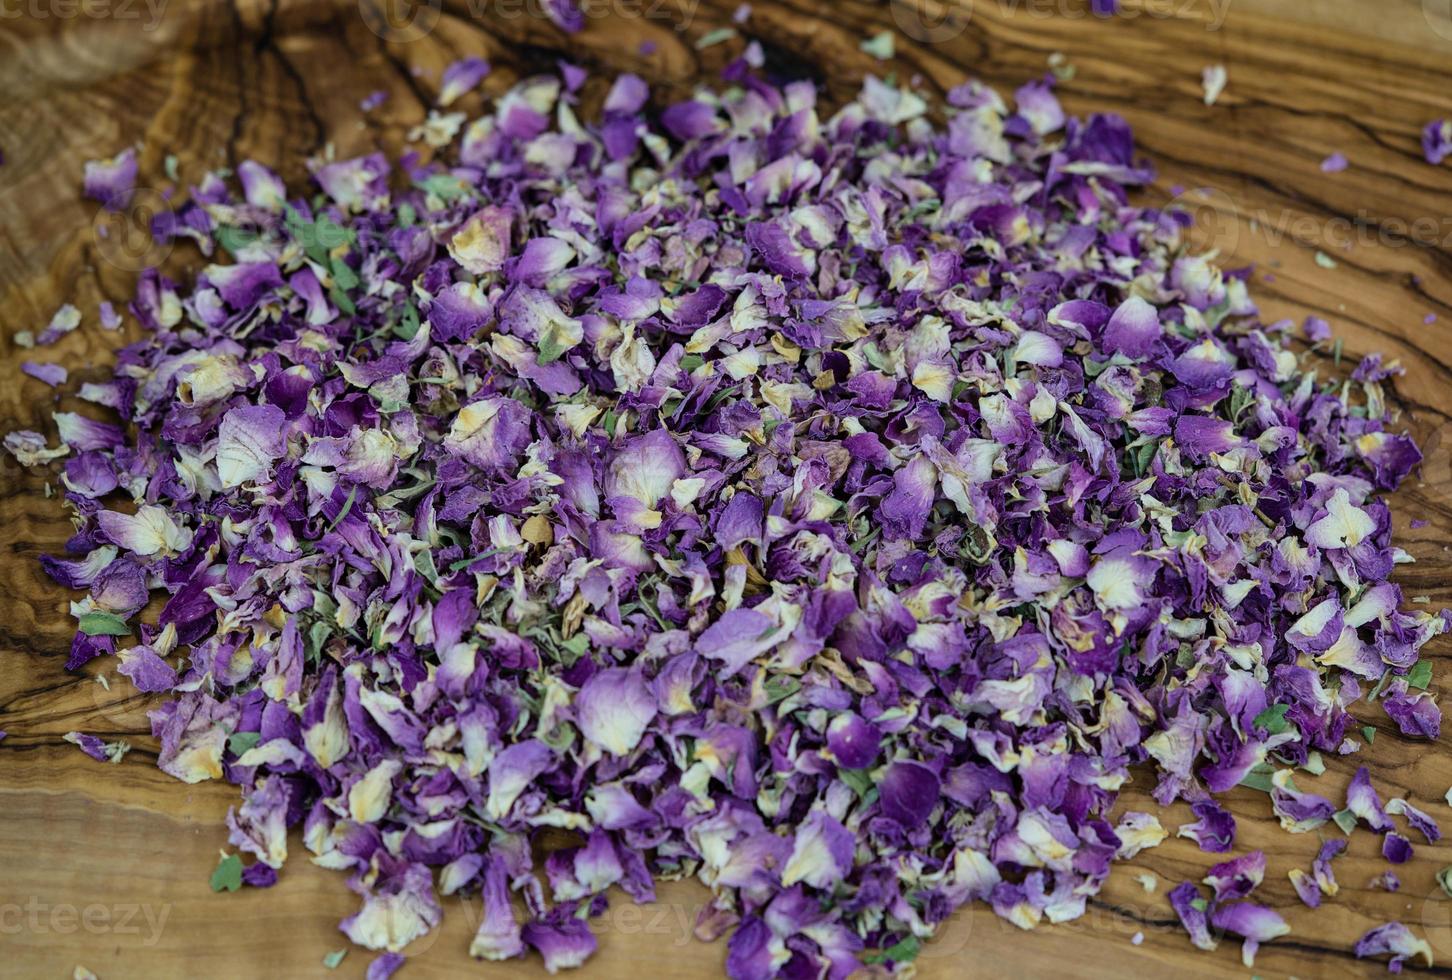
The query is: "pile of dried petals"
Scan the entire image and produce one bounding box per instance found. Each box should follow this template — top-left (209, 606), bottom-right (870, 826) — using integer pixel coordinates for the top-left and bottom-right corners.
top-left (10, 52), bottom-right (1450, 978)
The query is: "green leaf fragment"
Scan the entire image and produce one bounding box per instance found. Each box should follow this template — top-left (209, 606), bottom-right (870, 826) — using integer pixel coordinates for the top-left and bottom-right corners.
top-left (1238, 764), bottom-right (1277, 793)
top-left (1132, 438), bottom-right (1160, 476)
top-left (883, 935), bottom-right (922, 964)
top-left (395, 302), bottom-right (421, 341)
top-left (1332, 808), bottom-right (1358, 835)
top-left (1252, 703), bottom-right (1292, 735)
top-left (215, 225), bottom-right (258, 256)
top-left (329, 285), bottom-right (356, 316)
top-left (1362, 725), bottom-right (1376, 744)
top-left (306, 620), bottom-right (332, 664)
top-left (228, 731), bottom-right (261, 756)
top-left (839, 767), bottom-right (875, 798)
top-left (1228, 383), bottom-right (1255, 421)
top-left (764, 675), bottom-right (801, 705)
top-left (695, 27), bottom-right (738, 49)
top-left (537, 334), bottom-right (567, 365)
top-left (285, 206), bottom-right (352, 265)
top-left (449, 547), bottom-right (504, 572)
top-left (78, 611), bottom-right (131, 637)
top-left (210, 853), bottom-right (243, 893)
top-left (1408, 660), bottom-right (1433, 690)
top-left (863, 935), bottom-right (921, 965)
top-left (860, 30), bottom-right (895, 60)
top-left (330, 256), bottom-right (360, 291)
top-left (415, 173), bottom-right (473, 202)
top-left (315, 216), bottom-right (352, 251)
top-left (327, 487), bottom-right (359, 532)
top-left (323, 950), bottom-right (348, 969)
top-left (414, 549), bottom-right (440, 585)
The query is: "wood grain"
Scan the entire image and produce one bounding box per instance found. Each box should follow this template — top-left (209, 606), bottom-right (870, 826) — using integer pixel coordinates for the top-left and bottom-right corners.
top-left (2, 1), bottom-right (1452, 977)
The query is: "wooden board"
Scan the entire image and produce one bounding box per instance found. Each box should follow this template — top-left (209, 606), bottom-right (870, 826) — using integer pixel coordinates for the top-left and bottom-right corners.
top-left (2, 0), bottom-right (1451, 976)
